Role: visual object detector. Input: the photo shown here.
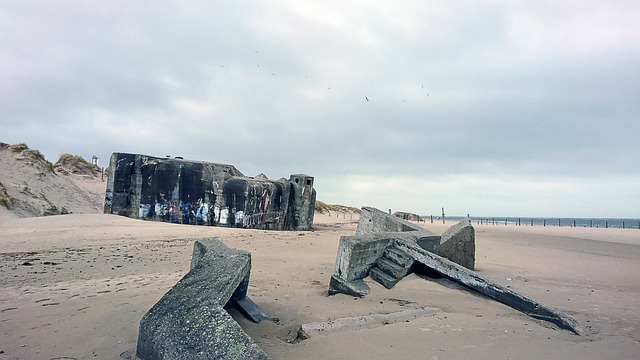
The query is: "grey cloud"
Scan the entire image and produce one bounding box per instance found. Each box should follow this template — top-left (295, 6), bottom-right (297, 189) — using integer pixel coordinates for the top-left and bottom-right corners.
top-left (1, 1), bottom-right (638, 216)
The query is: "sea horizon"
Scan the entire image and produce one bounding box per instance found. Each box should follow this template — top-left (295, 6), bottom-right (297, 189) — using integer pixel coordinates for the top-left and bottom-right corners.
top-left (420, 215), bottom-right (640, 229)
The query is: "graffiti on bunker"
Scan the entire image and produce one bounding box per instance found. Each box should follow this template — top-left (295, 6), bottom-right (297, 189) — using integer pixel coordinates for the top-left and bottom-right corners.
top-left (104, 152), bottom-right (315, 231)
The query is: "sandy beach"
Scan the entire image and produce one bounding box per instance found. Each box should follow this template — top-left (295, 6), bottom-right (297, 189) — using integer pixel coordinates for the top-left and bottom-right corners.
top-left (1, 208), bottom-right (639, 359)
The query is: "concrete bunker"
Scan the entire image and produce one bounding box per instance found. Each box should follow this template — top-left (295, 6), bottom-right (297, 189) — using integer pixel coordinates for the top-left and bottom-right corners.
top-left (104, 152), bottom-right (315, 231)
top-left (328, 207), bottom-right (581, 335)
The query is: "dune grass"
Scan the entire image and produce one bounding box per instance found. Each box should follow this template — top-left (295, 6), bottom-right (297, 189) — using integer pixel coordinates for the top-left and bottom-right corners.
top-left (315, 200), bottom-right (360, 215)
top-left (8, 143), bottom-right (55, 173)
top-left (0, 182), bottom-right (11, 209)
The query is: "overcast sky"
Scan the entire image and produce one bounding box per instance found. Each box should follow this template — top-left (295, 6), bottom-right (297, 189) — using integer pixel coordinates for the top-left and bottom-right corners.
top-left (2, 1), bottom-right (639, 218)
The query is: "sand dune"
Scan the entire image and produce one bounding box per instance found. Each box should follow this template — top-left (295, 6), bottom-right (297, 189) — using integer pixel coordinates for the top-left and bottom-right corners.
top-left (0, 143), bottom-right (106, 219)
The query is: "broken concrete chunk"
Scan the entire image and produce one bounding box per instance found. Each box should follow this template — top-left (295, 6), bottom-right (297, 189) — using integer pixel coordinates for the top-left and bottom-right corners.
top-left (136, 238), bottom-right (271, 360)
top-left (439, 218), bottom-right (475, 270)
top-left (328, 276), bottom-right (370, 297)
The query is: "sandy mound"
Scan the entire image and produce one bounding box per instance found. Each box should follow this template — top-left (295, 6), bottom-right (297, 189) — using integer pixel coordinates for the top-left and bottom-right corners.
top-left (53, 153), bottom-right (102, 177)
top-left (0, 142), bottom-right (106, 219)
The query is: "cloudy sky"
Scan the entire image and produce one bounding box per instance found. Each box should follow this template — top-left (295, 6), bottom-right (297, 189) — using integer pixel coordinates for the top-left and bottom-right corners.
top-left (2, 1), bottom-right (639, 218)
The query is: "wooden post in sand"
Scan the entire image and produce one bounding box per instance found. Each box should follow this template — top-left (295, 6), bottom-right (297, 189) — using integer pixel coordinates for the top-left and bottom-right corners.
top-left (430, 215), bottom-right (433, 223)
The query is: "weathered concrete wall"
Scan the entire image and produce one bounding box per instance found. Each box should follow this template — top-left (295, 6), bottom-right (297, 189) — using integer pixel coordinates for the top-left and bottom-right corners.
top-left (357, 207), bottom-right (419, 234)
top-left (104, 152), bottom-right (315, 231)
top-left (136, 239), bottom-right (271, 360)
top-left (282, 175), bottom-right (316, 231)
top-left (333, 233), bottom-right (396, 282)
top-left (356, 207), bottom-right (441, 252)
top-left (439, 218), bottom-right (475, 270)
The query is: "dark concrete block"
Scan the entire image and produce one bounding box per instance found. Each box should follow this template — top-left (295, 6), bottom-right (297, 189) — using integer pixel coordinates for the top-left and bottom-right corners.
top-left (235, 297), bottom-right (271, 324)
top-left (328, 276), bottom-right (371, 297)
top-left (105, 152), bottom-right (315, 231)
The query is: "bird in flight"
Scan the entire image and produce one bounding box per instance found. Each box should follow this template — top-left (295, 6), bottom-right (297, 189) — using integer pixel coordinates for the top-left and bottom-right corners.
top-left (365, 97), bottom-right (369, 101)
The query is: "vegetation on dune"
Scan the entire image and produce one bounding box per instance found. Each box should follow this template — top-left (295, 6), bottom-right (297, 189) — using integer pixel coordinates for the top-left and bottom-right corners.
top-left (315, 200), bottom-right (361, 215)
top-left (0, 182), bottom-right (11, 209)
top-left (5, 142), bottom-right (55, 173)
top-left (10, 143), bottom-right (30, 153)
top-left (2, 142), bottom-right (99, 177)
top-left (54, 153), bottom-right (100, 176)
top-left (56, 153), bottom-right (91, 166)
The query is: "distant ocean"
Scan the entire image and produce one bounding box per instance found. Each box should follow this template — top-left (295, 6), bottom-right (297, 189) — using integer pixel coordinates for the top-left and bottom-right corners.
top-left (423, 216), bottom-right (640, 229)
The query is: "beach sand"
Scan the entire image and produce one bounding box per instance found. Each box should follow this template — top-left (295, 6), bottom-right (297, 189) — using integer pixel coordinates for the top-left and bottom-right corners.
top-left (1, 211), bottom-right (639, 359)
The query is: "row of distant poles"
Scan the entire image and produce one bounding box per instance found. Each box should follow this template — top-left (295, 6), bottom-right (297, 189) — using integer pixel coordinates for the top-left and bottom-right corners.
top-left (421, 207), bottom-right (639, 230)
top-left (398, 207), bottom-right (447, 224)
top-left (474, 218), bottom-right (640, 229)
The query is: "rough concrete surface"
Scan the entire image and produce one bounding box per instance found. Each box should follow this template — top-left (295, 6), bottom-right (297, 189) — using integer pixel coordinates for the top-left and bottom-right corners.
top-left (136, 238), bottom-right (271, 360)
top-left (439, 218), bottom-right (476, 270)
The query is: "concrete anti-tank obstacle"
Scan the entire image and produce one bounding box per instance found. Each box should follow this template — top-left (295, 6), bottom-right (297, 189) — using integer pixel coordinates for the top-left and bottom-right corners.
top-left (136, 238), bottom-right (271, 360)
